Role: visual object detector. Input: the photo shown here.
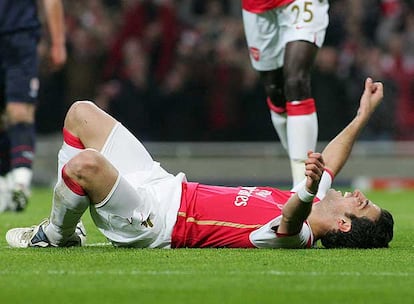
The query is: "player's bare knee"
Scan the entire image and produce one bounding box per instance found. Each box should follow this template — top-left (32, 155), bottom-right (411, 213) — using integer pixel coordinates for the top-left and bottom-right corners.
top-left (65, 149), bottom-right (103, 182)
top-left (6, 103), bottom-right (35, 123)
top-left (265, 84), bottom-right (285, 108)
top-left (284, 75), bottom-right (311, 100)
top-left (65, 101), bottom-right (97, 128)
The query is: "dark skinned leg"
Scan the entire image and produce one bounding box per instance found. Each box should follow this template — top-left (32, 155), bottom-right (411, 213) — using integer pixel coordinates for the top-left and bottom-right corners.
top-left (283, 40), bottom-right (319, 186)
top-left (259, 68), bottom-right (290, 152)
top-left (259, 68), bottom-right (286, 108)
top-left (283, 40), bottom-right (318, 101)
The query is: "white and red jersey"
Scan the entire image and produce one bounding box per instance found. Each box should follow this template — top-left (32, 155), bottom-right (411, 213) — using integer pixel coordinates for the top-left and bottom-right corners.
top-left (242, 0), bottom-right (295, 13)
top-left (171, 182), bottom-right (316, 248)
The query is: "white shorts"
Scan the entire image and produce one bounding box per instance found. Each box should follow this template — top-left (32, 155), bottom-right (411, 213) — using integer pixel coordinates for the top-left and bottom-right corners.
top-left (89, 123), bottom-right (185, 248)
top-left (243, 0), bottom-right (329, 71)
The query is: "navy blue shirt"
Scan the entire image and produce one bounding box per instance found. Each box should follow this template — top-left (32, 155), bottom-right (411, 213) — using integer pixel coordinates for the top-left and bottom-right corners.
top-left (0, 0), bottom-right (40, 34)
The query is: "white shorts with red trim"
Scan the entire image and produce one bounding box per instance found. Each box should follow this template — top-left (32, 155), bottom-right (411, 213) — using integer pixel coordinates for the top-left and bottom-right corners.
top-left (243, 0), bottom-right (329, 71)
top-left (89, 123), bottom-right (185, 248)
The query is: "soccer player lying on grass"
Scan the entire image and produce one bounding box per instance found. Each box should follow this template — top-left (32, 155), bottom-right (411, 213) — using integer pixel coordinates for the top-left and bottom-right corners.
top-left (6, 78), bottom-right (394, 249)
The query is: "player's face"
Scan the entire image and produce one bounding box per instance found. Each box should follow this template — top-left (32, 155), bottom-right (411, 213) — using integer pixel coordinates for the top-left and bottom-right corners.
top-left (325, 189), bottom-right (381, 222)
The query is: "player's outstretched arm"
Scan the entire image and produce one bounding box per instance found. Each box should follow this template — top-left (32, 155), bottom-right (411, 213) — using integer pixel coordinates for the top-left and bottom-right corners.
top-left (277, 151), bottom-right (324, 236)
top-left (322, 77), bottom-right (383, 177)
top-left (276, 77), bottom-right (383, 237)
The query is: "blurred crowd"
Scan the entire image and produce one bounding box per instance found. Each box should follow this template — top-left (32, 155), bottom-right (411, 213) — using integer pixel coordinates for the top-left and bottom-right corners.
top-left (36, 0), bottom-right (414, 141)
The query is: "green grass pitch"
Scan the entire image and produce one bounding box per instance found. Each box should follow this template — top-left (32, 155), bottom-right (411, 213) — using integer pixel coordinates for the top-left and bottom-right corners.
top-left (0, 187), bottom-right (413, 303)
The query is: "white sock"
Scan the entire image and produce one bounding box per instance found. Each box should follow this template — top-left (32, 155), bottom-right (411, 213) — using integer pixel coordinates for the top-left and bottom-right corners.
top-left (289, 159), bottom-right (306, 187)
top-left (269, 110), bottom-right (289, 152)
top-left (44, 175), bottom-right (89, 245)
top-left (8, 167), bottom-right (32, 193)
top-left (57, 128), bottom-right (85, 182)
top-left (287, 99), bottom-right (318, 186)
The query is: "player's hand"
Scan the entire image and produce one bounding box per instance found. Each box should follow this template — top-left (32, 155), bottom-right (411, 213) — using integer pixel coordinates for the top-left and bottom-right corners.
top-left (356, 77), bottom-right (383, 122)
top-left (304, 151), bottom-right (324, 194)
top-left (49, 43), bottom-right (67, 71)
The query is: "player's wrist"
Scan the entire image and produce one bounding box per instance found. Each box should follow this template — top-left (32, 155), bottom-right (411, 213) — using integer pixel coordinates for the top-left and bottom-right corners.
top-left (297, 187), bottom-right (315, 203)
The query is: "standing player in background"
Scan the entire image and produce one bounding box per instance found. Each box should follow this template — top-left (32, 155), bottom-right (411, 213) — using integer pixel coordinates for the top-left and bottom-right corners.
top-left (0, 0), bottom-right (66, 212)
top-left (241, 0), bottom-right (329, 186)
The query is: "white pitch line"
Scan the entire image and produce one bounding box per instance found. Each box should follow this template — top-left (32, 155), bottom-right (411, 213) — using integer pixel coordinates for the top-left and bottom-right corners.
top-left (262, 270), bottom-right (413, 277)
top-left (85, 242), bottom-right (112, 247)
top-left (2, 242), bottom-right (113, 249)
top-left (0, 269), bottom-right (412, 277)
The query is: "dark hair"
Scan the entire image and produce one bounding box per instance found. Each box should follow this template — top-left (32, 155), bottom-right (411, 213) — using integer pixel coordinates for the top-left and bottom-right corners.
top-left (321, 209), bottom-right (394, 249)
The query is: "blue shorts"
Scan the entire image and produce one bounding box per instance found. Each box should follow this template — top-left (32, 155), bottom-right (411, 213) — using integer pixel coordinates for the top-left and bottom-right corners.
top-left (0, 30), bottom-right (40, 108)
